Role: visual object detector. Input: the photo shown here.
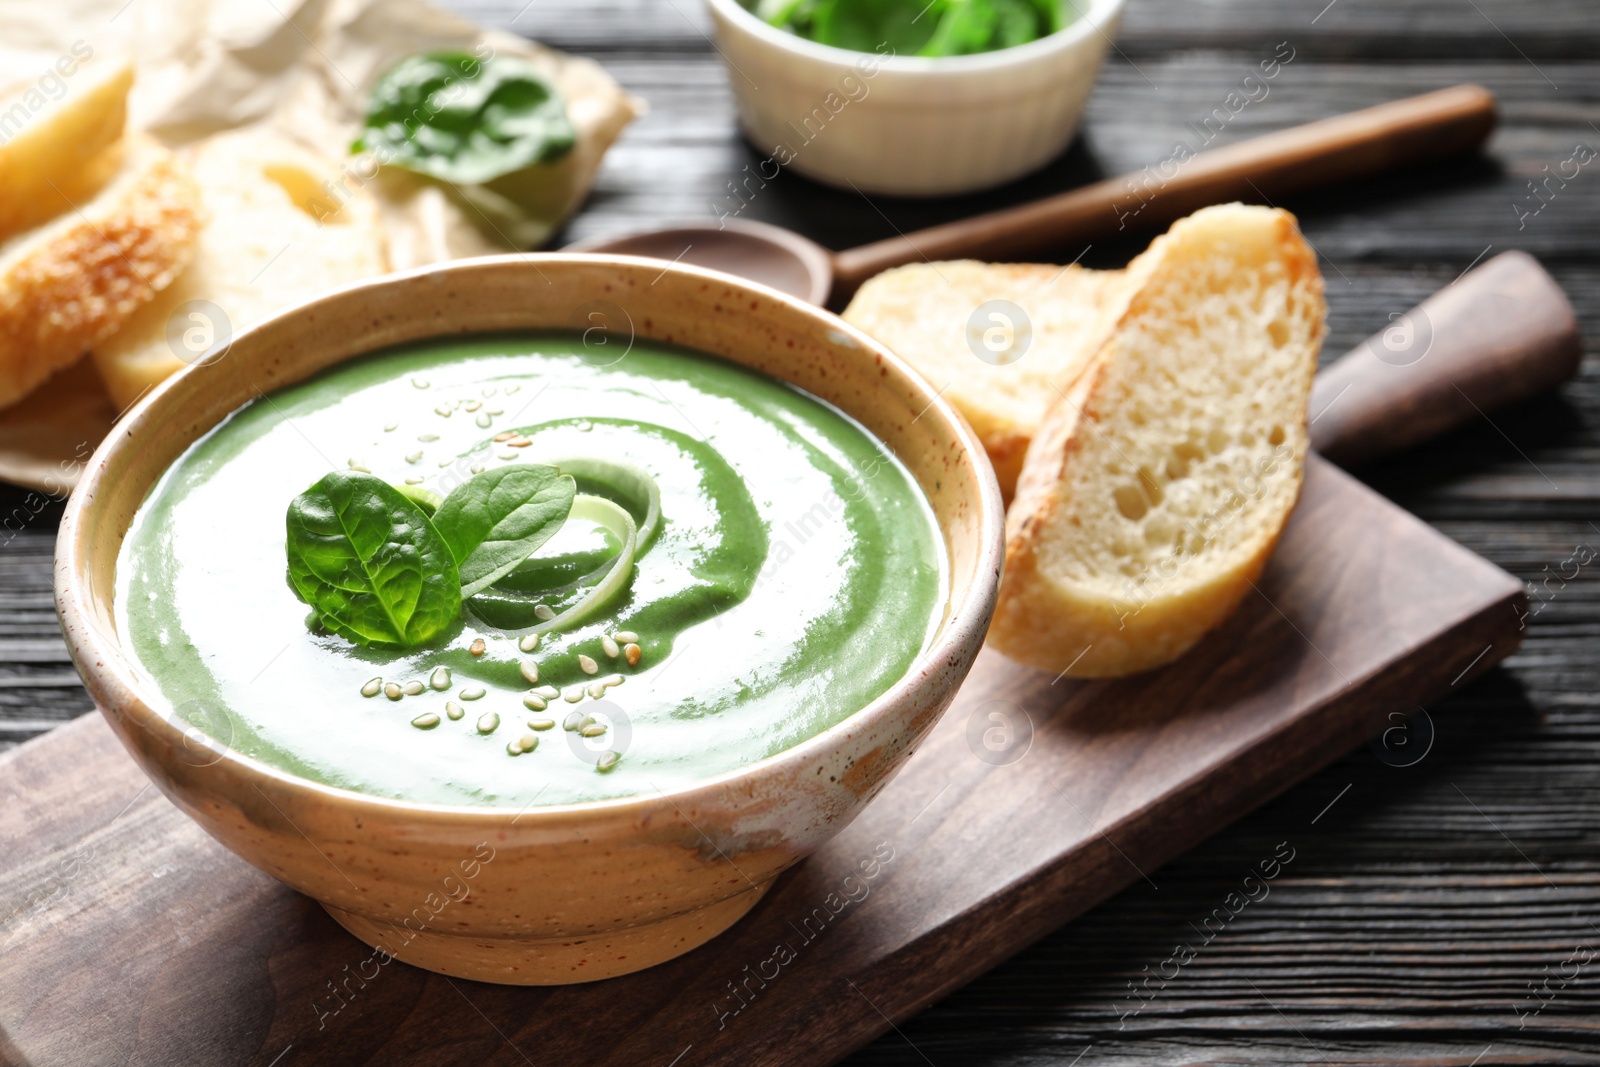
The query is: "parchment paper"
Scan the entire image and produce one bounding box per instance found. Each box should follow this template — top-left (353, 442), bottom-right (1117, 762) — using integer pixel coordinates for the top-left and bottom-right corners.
top-left (0, 0), bottom-right (643, 492)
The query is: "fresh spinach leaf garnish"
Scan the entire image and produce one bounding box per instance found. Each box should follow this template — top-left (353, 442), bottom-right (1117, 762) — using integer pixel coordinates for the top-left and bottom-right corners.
top-left (284, 459), bottom-right (652, 650)
top-left (285, 472), bottom-right (462, 648)
top-left (432, 465), bottom-right (576, 598)
top-left (354, 51), bottom-right (577, 185)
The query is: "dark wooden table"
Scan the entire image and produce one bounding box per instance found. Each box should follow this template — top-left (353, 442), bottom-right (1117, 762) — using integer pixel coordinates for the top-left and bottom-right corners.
top-left (4, 1), bottom-right (1599, 1063)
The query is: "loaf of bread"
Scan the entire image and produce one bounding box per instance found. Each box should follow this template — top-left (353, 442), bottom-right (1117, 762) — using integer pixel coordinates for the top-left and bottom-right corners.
top-left (0, 133), bottom-right (202, 412)
top-left (92, 128), bottom-right (389, 409)
top-left (842, 260), bottom-right (1127, 497)
top-left (988, 204), bottom-right (1326, 678)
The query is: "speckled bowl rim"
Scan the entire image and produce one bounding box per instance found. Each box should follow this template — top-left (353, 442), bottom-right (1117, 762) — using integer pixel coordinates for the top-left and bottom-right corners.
top-left (704, 0), bottom-right (1128, 74)
top-left (57, 253), bottom-right (1004, 827)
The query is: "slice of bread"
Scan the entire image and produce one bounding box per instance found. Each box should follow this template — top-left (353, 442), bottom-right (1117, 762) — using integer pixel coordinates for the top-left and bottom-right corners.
top-left (0, 56), bottom-right (135, 244)
top-left (92, 128), bottom-right (389, 410)
top-left (0, 133), bottom-right (202, 412)
top-left (989, 204), bottom-right (1326, 678)
top-left (843, 260), bottom-right (1128, 497)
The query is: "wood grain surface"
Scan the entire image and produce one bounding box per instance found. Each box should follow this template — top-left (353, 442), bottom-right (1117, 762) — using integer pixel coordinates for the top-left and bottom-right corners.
top-left (0, 455), bottom-right (1525, 1067)
top-left (2, 1), bottom-right (1598, 1064)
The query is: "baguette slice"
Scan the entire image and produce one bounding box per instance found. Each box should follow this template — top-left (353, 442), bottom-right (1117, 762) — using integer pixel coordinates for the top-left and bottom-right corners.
top-left (843, 261), bottom-right (1128, 497)
top-left (990, 204), bottom-right (1325, 678)
top-left (0, 56), bottom-right (135, 244)
top-left (0, 134), bottom-right (202, 412)
top-left (93, 129), bottom-right (389, 410)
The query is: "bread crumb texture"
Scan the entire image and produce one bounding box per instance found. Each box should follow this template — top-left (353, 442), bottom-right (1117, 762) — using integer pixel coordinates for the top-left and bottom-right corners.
top-left (0, 135), bottom-right (201, 411)
top-left (991, 203), bottom-right (1326, 677)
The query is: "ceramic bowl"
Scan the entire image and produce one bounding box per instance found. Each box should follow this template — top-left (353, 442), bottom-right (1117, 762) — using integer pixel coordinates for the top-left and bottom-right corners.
top-left (702, 0), bottom-right (1128, 196)
top-left (55, 255), bottom-right (1003, 985)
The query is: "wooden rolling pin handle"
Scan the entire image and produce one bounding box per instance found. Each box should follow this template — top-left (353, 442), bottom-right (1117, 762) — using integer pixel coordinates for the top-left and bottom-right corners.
top-left (1309, 251), bottom-right (1582, 465)
top-left (831, 85), bottom-right (1497, 296)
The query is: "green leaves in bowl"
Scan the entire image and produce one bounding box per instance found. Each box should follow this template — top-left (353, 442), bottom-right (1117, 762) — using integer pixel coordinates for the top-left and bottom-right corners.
top-left (285, 459), bottom-right (656, 651)
top-left (751, 0), bottom-right (1069, 57)
top-left (286, 472), bottom-right (463, 648)
top-left (354, 51), bottom-right (577, 185)
top-left (432, 465), bottom-right (576, 598)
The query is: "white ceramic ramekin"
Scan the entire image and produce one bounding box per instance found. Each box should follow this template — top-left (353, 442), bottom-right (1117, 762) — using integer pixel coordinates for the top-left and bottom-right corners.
top-left (703, 0), bottom-right (1128, 197)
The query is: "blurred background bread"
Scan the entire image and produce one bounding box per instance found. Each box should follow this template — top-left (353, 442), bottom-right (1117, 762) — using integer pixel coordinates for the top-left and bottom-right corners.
top-left (989, 204), bottom-right (1326, 677)
top-left (843, 260), bottom-right (1127, 498)
top-left (92, 129), bottom-right (389, 410)
top-left (0, 132), bottom-right (201, 412)
top-left (0, 54), bottom-right (133, 245)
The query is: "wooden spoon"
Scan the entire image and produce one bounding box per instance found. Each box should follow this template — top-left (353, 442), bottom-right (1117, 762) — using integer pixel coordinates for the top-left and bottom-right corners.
top-left (571, 84), bottom-right (1496, 308)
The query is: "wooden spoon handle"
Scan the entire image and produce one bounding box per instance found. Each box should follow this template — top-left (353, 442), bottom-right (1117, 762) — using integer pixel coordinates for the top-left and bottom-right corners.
top-left (1309, 251), bottom-right (1582, 465)
top-left (830, 85), bottom-right (1497, 298)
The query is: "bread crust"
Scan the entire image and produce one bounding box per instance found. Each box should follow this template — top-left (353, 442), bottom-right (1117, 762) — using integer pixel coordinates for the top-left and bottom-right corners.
top-left (990, 205), bottom-right (1325, 678)
top-left (0, 136), bottom-right (202, 411)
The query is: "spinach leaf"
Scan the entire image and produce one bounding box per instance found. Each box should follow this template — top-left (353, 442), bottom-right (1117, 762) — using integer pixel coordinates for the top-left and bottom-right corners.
top-left (285, 472), bottom-right (461, 648)
top-left (431, 465), bottom-right (576, 598)
top-left (756, 0), bottom-right (1065, 56)
top-left (812, 0), bottom-right (939, 54)
top-left (354, 52), bottom-right (577, 185)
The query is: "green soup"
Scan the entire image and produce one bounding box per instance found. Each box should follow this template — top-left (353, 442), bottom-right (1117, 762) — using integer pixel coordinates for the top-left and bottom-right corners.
top-left (116, 334), bottom-right (946, 807)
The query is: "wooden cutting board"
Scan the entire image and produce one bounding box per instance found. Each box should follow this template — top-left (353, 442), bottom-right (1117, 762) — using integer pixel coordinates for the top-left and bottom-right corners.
top-left (0, 252), bottom-right (1572, 1066)
top-left (0, 458), bottom-right (1524, 1067)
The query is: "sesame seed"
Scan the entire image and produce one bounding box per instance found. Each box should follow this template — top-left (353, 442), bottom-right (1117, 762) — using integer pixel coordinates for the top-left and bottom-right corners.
top-left (624, 643), bottom-right (642, 667)
top-left (487, 407), bottom-right (504, 416)
top-left (494, 431), bottom-right (515, 443)
top-left (435, 405), bottom-right (452, 417)
top-left (464, 400), bottom-right (482, 412)
top-left (533, 604), bottom-right (555, 621)
top-left (535, 685), bottom-right (559, 699)
top-left (578, 655), bottom-right (598, 675)
top-left (498, 451), bottom-right (517, 461)
top-left (506, 741), bottom-right (523, 756)
top-left (580, 722), bottom-right (607, 737)
top-left (348, 459), bottom-right (370, 473)
top-left (528, 717), bottom-right (555, 731)
top-left (429, 667), bottom-right (451, 690)
top-left (469, 638), bottom-right (486, 657)
top-left (596, 750), bottom-right (620, 772)
top-left (412, 378), bottom-right (430, 389)
top-left (405, 451), bottom-right (423, 464)
top-left (562, 710), bottom-right (589, 731)
top-left (562, 686), bottom-right (585, 704)
top-left (519, 661), bottom-right (540, 685)
top-left (402, 680), bottom-right (424, 696)
top-left (470, 464), bottom-right (485, 474)
top-left (445, 701), bottom-right (465, 720)
top-left (518, 633), bottom-right (540, 653)
top-left (460, 686), bottom-right (486, 701)
top-left (600, 674), bottom-right (624, 687)
top-left (507, 436), bottom-right (532, 448)
top-left (586, 682), bottom-right (606, 699)
top-left (404, 476), bottom-right (424, 485)
top-left (412, 713), bottom-right (440, 729)
top-left (475, 413), bottom-right (492, 429)
top-left (383, 682), bottom-right (402, 701)
top-left (517, 732), bottom-right (538, 753)
top-left (360, 677), bottom-right (383, 698)
top-left (383, 422), bottom-right (398, 432)
top-left (418, 433), bottom-right (440, 442)
top-left (613, 631), bottom-right (639, 643)
top-left (476, 711), bottom-right (499, 734)
top-left (601, 635), bottom-right (620, 658)
top-left (523, 693), bottom-right (547, 711)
